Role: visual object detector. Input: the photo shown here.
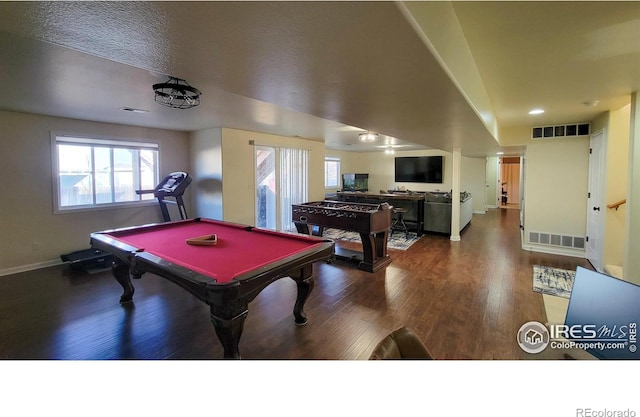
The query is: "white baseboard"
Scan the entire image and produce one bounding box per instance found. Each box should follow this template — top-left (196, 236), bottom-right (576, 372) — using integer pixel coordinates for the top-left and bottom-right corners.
top-left (521, 243), bottom-right (586, 259)
top-left (0, 259), bottom-right (63, 277)
top-left (473, 210), bottom-right (486, 214)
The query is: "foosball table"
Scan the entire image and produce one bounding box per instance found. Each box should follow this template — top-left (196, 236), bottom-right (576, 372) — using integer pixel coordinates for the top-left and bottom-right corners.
top-left (292, 200), bottom-right (392, 272)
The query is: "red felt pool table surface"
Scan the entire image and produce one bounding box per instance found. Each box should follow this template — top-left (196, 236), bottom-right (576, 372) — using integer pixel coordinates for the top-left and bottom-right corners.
top-left (104, 218), bottom-right (326, 283)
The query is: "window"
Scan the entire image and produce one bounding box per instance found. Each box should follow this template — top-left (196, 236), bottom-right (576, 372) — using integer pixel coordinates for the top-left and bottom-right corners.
top-left (324, 156), bottom-right (340, 188)
top-left (53, 134), bottom-right (159, 212)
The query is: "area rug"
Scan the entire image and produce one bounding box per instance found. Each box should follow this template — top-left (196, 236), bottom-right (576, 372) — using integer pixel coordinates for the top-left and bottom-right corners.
top-left (321, 228), bottom-right (421, 251)
top-left (532, 265), bottom-right (576, 299)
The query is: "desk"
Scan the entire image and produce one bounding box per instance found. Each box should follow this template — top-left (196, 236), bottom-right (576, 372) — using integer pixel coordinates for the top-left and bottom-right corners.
top-left (90, 218), bottom-right (334, 359)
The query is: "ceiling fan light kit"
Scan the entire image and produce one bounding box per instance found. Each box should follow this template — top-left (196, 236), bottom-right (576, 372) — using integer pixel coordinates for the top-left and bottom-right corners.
top-left (153, 76), bottom-right (201, 109)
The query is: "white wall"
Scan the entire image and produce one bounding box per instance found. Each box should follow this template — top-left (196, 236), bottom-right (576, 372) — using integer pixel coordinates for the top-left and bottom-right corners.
top-left (0, 110), bottom-right (189, 273)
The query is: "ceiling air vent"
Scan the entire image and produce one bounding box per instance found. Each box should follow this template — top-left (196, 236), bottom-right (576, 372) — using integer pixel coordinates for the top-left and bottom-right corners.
top-left (531, 123), bottom-right (590, 140)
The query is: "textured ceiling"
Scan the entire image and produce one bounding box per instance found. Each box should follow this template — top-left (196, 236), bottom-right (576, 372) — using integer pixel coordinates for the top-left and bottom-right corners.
top-left (0, 1), bottom-right (638, 156)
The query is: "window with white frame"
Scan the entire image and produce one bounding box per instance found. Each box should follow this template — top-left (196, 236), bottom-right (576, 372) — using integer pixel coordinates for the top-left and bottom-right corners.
top-left (53, 134), bottom-right (159, 212)
top-left (324, 156), bottom-right (340, 188)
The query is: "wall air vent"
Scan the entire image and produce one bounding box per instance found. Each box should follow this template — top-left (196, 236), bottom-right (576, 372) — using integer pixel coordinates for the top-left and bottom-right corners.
top-left (531, 123), bottom-right (590, 140)
top-left (528, 231), bottom-right (585, 250)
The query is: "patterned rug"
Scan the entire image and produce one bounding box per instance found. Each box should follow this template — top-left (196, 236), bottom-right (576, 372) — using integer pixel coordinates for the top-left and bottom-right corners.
top-left (321, 228), bottom-right (421, 251)
top-left (532, 265), bottom-right (576, 299)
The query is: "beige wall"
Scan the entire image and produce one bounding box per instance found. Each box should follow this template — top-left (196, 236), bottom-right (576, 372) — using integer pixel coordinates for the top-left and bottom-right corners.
top-left (523, 138), bottom-right (590, 254)
top-left (625, 93), bottom-right (640, 283)
top-left (0, 110), bottom-right (189, 273)
top-left (499, 125), bottom-right (532, 147)
top-left (220, 128), bottom-right (326, 226)
top-left (603, 105), bottom-right (630, 268)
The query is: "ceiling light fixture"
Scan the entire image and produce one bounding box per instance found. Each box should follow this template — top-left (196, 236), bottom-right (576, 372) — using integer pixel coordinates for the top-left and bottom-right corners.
top-left (358, 132), bottom-right (378, 143)
top-left (153, 76), bottom-right (201, 109)
top-left (528, 109), bottom-right (545, 115)
top-left (583, 100), bottom-right (600, 107)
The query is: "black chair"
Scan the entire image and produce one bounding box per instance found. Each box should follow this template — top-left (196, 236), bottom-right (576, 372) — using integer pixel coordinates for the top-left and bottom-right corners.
top-left (391, 207), bottom-right (409, 238)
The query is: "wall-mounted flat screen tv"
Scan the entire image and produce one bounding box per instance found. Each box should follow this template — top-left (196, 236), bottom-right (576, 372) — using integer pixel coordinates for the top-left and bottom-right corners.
top-left (394, 156), bottom-right (443, 183)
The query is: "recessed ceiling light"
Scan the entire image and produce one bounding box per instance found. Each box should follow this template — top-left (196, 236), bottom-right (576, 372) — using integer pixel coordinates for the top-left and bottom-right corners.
top-left (358, 132), bottom-right (378, 142)
top-left (497, 151), bottom-right (504, 155)
top-left (121, 107), bottom-right (149, 114)
top-left (528, 109), bottom-right (544, 115)
top-left (583, 100), bottom-right (600, 107)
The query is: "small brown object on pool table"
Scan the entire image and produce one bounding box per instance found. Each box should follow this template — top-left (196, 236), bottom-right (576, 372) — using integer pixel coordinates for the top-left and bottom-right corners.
top-left (186, 233), bottom-right (218, 246)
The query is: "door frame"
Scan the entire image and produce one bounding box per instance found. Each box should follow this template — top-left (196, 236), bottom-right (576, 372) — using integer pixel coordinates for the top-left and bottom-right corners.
top-left (586, 128), bottom-right (606, 272)
top-left (254, 145), bottom-right (280, 230)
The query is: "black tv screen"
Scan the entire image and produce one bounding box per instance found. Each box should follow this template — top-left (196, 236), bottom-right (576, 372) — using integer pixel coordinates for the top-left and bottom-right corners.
top-left (395, 156), bottom-right (443, 183)
top-left (564, 267), bottom-right (640, 359)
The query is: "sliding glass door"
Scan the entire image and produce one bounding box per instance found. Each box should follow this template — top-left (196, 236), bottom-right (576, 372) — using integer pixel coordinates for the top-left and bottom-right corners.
top-left (255, 145), bottom-right (308, 231)
top-left (255, 146), bottom-right (277, 229)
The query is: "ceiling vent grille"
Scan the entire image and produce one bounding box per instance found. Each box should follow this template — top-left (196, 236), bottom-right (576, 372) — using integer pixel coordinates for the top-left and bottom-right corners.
top-left (531, 123), bottom-right (590, 140)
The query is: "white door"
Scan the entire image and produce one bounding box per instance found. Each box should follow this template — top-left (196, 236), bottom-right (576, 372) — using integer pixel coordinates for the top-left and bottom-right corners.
top-left (586, 129), bottom-right (606, 272)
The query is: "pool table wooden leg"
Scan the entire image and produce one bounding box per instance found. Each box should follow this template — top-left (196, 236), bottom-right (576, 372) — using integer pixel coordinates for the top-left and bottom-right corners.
top-left (291, 265), bottom-right (315, 325)
top-left (112, 262), bottom-right (135, 304)
top-left (210, 306), bottom-right (248, 359)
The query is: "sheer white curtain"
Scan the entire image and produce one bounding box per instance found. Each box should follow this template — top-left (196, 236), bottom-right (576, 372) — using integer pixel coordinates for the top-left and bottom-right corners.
top-left (279, 147), bottom-right (309, 231)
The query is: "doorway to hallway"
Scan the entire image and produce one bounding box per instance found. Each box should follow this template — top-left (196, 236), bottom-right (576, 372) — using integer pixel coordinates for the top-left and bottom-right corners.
top-left (499, 156), bottom-right (521, 210)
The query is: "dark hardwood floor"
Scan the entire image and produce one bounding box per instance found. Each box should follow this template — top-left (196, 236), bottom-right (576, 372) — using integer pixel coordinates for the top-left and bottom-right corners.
top-left (0, 208), bottom-right (592, 360)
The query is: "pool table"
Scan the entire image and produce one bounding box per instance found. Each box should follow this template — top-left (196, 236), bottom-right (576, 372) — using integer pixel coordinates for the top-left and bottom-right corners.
top-left (90, 218), bottom-right (334, 359)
